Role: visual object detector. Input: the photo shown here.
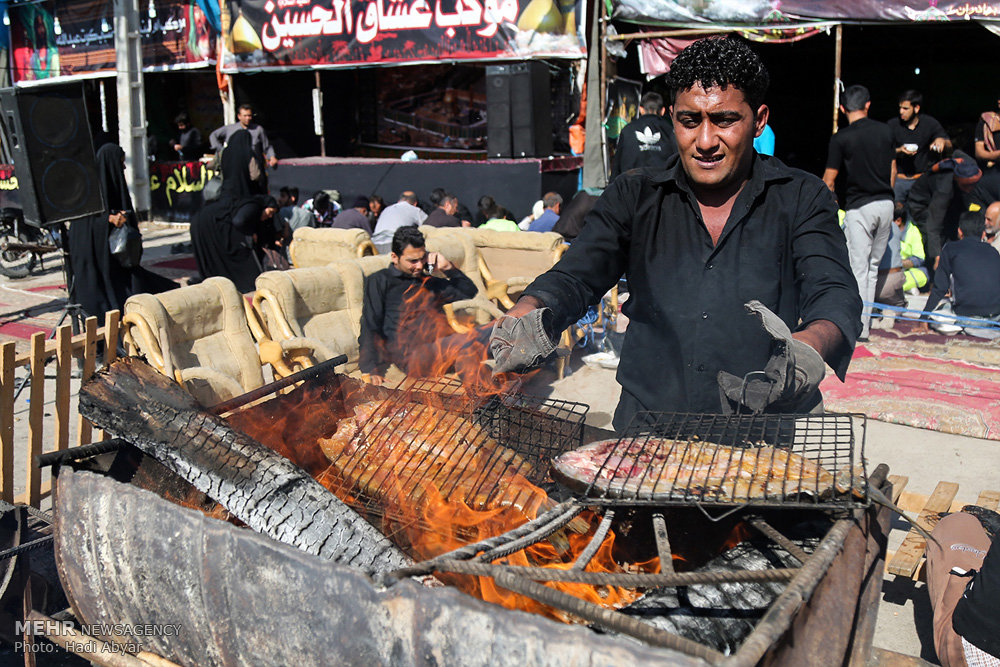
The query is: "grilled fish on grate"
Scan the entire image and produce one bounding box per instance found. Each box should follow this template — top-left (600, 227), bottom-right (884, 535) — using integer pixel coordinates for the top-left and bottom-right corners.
top-left (552, 438), bottom-right (859, 502)
top-left (319, 401), bottom-right (572, 521)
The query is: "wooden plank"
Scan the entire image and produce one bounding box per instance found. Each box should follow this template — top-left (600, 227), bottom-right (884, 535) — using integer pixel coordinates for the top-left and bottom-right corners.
top-left (54, 324), bottom-right (72, 453)
top-left (0, 341), bottom-right (14, 503)
top-left (896, 490), bottom-right (928, 514)
top-left (887, 481), bottom-right (959, 578)
top-left (76, 317), bottom-right (98, 447)
top-left (887, 475), bottom-right (909, 504)
top-left (12, 319), bottom-right (119, 368)
top-left (26, 332), bottom-right (46, 507)
top-left (14, 479), bottom-right (51, 506)
top-left (99, 310), bottom-right (121, 442)
top-left (975, 490), bottom-right (1000, 510)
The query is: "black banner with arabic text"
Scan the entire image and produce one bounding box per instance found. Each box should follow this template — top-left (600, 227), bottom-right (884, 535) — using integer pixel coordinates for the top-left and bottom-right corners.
top-left (221, 0), bottom-right (585, 71)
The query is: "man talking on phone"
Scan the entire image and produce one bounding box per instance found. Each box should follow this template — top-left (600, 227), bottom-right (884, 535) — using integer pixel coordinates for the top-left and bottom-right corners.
top-left (359, 226), bottom-right (479, 385)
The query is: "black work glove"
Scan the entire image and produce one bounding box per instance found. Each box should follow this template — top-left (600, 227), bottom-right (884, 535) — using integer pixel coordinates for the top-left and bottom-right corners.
top-left (717, 300), bottom-right (827, 413)
top-left (490, 308), bottom-right (559, 374)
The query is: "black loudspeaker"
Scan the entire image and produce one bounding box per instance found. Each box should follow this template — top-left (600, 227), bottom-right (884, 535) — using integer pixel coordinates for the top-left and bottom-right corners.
top-left (0, 84), bottom-right (103, 227)
top-left (486, 62), bottom-right (552, 159)
top-left (486, 64), bottom-right (513, 158)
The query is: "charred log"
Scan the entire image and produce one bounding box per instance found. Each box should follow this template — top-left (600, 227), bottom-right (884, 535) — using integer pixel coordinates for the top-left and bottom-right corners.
top-left (77, 358), bottom-right (411, 575)
top-left (621, 523), bottom-right (827, 655)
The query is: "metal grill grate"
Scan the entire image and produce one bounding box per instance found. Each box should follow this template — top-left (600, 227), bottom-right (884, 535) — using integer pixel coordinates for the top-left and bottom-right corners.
top-left (551, 412), bottom-right (868, 511)
top-left (318, 376), bottom-right (588, 538)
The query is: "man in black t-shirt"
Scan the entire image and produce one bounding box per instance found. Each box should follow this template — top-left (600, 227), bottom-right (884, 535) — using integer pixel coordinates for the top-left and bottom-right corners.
top-left (824, 84), bottom-right (896, 339)
top-left (609, 92), bottom-right (677, 180)
top-left (888, 90), bottom-right (951, 205)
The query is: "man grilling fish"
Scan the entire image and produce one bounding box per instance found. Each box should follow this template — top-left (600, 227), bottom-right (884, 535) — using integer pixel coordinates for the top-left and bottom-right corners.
top-left (491, 37), bottom-right (862, 431)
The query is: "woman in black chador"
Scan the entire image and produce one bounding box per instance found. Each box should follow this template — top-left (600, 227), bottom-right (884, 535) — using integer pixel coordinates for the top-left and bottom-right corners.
top-left (190, 129), bottom-right (277, 292)
top-left (67, 143), bottom-right (175, 322)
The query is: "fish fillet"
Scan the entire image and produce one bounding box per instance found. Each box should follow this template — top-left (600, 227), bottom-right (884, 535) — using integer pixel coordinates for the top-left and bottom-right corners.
top-left (319, 401), bottom-right (555, 519)
top-left (552, 438), bottom-right (848, 502)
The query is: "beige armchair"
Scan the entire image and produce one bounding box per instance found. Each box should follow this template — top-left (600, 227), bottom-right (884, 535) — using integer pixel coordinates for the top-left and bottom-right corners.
top-left (421, 227), bottom-right (567, 309)
top-left (252, 264), bottom-right (369, 372)
top-left (288, 227), bottom-right (377, 268)
top-left (421, 230), bottom-right (504, 331)
top-left (123, 277), bottom-right (292, 406)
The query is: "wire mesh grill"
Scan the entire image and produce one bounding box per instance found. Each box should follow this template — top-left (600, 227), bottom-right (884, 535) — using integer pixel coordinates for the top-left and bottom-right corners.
top-left (551, 412), bottom-right (868, 511)
top-left (317, 375), bottom-right (589, 538)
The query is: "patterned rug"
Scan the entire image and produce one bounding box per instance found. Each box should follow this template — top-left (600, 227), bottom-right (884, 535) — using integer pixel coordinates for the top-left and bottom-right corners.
top-left (821, 344), bottom-right (1000, 441)
top-left (869, 319), bottom-right (1000, 369)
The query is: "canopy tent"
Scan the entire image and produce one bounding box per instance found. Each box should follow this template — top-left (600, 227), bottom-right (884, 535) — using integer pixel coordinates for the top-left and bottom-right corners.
top-left (581, 0), bottom-right (1000, 187)
top-left (611, 0), bottom-right (1000, 28)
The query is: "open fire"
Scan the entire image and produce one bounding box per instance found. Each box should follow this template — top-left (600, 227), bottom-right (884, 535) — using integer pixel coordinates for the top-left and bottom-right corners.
top-left (227, 375), bottom-right (658, 620)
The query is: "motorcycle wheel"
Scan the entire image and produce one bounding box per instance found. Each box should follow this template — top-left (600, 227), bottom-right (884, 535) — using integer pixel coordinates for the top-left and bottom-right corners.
top-left (0, 232), bottom-right (37, 279)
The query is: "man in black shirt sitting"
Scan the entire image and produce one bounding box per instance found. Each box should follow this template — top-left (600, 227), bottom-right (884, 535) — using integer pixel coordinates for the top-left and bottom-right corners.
top-left (889, 89), bottom-right (951, 206)
top-left (359, 226), bottom-right (479, 385)
top-left (926, 210), bottom-right (1000, 337)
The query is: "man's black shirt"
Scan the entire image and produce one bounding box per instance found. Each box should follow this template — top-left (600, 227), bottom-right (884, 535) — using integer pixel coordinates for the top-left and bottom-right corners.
top-left (826, 117), bottom-right (895, 209)
top-left (358, 265), bottom-right (478, 373)
top-left (425, 208), bottom-right (461, 228)
top-left (926, 237), bottom-right (1000, 316)
top-left (610, 114), bottom-right (678, 180)
top-left (524, 154), bottom-right (861, 429)
top-left (889, 114), bottom-right (948, 177)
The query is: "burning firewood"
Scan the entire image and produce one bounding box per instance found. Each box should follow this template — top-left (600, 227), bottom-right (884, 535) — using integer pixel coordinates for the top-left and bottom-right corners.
top-left (78, 358), bottom-right (412, 576)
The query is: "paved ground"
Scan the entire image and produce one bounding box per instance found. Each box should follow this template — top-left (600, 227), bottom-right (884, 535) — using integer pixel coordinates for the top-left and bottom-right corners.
top-left (3, 222), bottom-right (995, 664)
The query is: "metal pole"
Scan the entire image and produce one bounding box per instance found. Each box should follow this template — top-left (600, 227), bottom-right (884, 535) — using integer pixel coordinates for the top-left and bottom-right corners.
top-left (599, 0), bottom-right (609, 182)
top-left (114, 0), bottom-right (150, 215)
top-left (832, 24), bottom-right (842, 135)
top-left (315, 71), bottom-right (326, 157)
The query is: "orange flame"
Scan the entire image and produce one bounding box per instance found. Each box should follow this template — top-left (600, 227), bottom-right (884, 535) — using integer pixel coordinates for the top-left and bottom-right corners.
top-left (371, 465), bottom-right (656, 620)
top-left (391, 274), bottom-right (527, 396)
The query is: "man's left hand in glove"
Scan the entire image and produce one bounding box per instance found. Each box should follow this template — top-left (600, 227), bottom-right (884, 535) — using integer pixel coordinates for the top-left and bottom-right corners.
top-left (717, 300), bottom-right (830, 413)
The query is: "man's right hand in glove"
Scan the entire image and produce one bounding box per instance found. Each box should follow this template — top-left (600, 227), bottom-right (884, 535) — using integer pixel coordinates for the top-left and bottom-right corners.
top-left (490, 296), bottom-right (559, 374)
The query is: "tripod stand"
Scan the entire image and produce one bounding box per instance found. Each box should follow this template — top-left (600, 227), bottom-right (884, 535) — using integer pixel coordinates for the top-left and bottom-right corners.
top-left (47, 221), bottom-right (86, 336)
top-left (11, 223), bottom-right (86, 401)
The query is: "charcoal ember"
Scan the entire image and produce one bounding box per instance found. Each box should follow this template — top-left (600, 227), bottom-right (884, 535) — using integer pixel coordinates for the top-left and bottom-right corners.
top-left (620, 537), bottom-right (812, 655)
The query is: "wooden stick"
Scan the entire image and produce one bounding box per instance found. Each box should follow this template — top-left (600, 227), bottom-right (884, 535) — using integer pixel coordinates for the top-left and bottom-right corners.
top-left (0, 341), bottom-right (14, 503)
top-left (54, 325), bottom-right (72, 453)
top-left (101, 310), bottom-right (121, 442)
top-left (26, 332), bottom-right (45, 507)
top-left (77, 317), bottom-right (98, 447)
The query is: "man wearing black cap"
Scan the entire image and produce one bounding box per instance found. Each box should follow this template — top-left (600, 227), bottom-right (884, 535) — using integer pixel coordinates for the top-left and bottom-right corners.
top-left (332, 196), bottom-right (374, 235)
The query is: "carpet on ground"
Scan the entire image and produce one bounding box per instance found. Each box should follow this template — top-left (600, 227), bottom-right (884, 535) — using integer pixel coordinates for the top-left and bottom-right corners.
top-left (821, 344), bottom-right (1000, 441)
top-left (868, 319), bottom-right (1000, 369)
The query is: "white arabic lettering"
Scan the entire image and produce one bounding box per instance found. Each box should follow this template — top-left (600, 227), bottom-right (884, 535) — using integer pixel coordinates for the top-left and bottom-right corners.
top-left (435, 0), bottom-right (483, 28)
top-left (477, 0), bottom-right (517, 37)
top-left (946, 2), bottom-right (1000, 17)
top-left (356, 2), bottom-right (379, 43)
top-left (259, 0), bottom-right (520, 49)
top-left (261, 2), bottom-right (353, 50)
